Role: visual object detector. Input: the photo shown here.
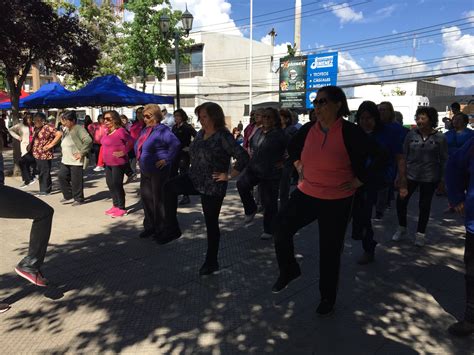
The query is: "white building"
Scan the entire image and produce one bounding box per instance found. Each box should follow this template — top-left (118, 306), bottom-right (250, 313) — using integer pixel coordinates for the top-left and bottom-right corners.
top-left (134, 31), bottom-right (279, 128)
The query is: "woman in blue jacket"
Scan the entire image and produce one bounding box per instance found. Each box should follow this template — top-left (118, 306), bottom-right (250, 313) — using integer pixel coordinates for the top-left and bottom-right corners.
top-left (446, 137), bottom-right (474, 337)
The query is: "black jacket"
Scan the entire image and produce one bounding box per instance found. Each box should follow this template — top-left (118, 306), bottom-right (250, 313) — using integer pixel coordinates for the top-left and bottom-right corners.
top-left (172, 123), bottom-right (197, 148)
top-left (248, 127), bottom-right (288, 180)
top-left (287, 120), bottom-right (387, 184)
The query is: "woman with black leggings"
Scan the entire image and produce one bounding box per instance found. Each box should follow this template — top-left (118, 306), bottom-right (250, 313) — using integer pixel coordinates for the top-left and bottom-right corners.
top-left (392, 106), bottom-right (448, 246)
top-left (163, 102), bottom-right (249, 276)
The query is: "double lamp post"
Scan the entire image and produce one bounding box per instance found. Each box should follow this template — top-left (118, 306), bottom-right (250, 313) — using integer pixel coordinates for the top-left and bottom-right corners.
top-left (159, 7), bottom-right (193, 110)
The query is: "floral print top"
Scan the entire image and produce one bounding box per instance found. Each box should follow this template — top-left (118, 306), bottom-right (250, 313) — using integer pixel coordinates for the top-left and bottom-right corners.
top-left (32, 125), bottom-right (58, 160)
top-left (189, 129), bottom-right (249, 197)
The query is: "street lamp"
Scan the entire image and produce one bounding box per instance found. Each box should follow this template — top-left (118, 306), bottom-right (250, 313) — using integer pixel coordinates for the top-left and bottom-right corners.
top-left (159, 6), bottom-right (194, 109)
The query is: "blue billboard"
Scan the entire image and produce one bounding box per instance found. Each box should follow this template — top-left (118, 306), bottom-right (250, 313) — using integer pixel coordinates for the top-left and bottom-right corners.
top-left (305, 52), bottom-right (338, 109)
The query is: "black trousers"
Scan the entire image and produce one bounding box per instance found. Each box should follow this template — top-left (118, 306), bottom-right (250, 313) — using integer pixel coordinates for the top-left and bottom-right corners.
top-left (279, 161), bottom-right (294, 209)
top-left (352, 184), bottom-right (379, 254)
top-left (0, 185), bottom-right (54, 272)
top-left (396, 179), bottom-right (438, 234)
top-left (58, 164), bottom-right (84, 201)
top-left (105, 165), bottom-right (126, 209)
top-left (274, 188), bottom-right (354, 304)
top-left (36, 159), bottom-right (52, 193)
top-left (465, 232), bottom-right (474, 322)
top-left (140, 168), bottom-right (170, 235)
top-left (92, 143), bottom-right (101, 166)
top-left (237, 169), bottom-right (280, 234)
top-left (19, 153), bottom-right (36, 183)
top-left (163, 174), bottom-right (224, 264)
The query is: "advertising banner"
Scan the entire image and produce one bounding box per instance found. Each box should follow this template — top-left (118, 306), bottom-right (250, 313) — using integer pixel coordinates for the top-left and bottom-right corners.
top-left (305, 52), bottom-right (338, 109)
top-left (279, 56), bottom-right (307, 110)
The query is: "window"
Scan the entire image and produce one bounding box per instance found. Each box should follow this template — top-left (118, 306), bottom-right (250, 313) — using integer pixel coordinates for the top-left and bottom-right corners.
top-left (167, 45), bottom-right (203, 79)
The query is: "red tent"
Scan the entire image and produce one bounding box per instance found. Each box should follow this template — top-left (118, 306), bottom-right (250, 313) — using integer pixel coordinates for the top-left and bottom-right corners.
top-left (0, 90), bottom-right (29, 103)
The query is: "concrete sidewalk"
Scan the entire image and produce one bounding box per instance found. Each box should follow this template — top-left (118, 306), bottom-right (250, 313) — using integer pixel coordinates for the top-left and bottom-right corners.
top-left (0, 152), bottom-right (473, 354)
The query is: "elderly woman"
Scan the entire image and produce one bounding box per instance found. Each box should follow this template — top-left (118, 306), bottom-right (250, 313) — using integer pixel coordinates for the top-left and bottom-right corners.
top-left (102, 110), bottom-right (133, 217)
top-left (31, 112), bottom-right (62, 195)
top-left (393, 107), bottom-right (448, 247)
top-left (237, 107), bottom-right (287, 240)
top-left (171, 108), bottom-right (197, 205)
top-left (58, 111), bottom-right (93, 206)
top-left (272, 86), bottom-right (383, 316)
top-left (163, 102), bottom-right (249, 275)
top-left (135, 104), bottom-right (180, 240)
top-left (8, 113), bottom-right (36, 187)
top-left (279, 108), bottom-right (299, 208)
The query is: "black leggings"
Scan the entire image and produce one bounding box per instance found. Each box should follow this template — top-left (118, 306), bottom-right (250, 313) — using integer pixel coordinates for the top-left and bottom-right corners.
top-left (274, 189), bottom-right (354, 303)
top-left (164, 174), bottom-right (224, 264)
top-left (396, 179), bottom-right (438, 234)
top-left (105, 165), bottom-right (127, 209)
top-left (0, 185), bottom-right (54, 272)
top-left (19, 153), bottom-right (36, 183)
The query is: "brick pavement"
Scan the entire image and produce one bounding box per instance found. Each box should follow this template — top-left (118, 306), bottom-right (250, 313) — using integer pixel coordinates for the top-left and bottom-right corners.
top-left (0, 150), bottom-right (473, 354)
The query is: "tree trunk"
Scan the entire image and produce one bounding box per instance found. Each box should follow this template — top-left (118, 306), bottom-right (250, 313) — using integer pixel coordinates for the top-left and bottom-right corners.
top-left (6, 76), bottom-right (23, 176)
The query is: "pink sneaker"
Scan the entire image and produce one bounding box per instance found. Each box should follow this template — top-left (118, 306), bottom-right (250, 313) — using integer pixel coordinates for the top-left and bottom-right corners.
top-left (15, 267), bottom-right (48, 287)
top-left (105, 207), bottom-right (117, 215)
top-left (112, 208), bottom-right (128, 218)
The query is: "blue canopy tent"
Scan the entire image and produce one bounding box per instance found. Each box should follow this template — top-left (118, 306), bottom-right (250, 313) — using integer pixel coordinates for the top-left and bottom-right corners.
top-left (0, 82), bottom-right (70, 110)
top-left (43, 75), bottom-right (174, 108)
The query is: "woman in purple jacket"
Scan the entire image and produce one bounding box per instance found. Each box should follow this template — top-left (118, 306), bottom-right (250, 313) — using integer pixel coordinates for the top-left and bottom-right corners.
top-left (135, 104), bottom-right (180, 241)
top-left (101, 110), bottom-right (133, 218)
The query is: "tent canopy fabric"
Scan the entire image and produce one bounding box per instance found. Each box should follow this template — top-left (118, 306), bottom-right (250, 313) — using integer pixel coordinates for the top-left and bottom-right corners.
top-left (0, 83), bottom-right (69, 110)
top-left (44, 75), bottom-right (174, 108)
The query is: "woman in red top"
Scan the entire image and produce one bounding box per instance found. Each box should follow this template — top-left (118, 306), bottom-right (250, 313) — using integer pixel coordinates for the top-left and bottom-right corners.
top-left (101, 110), bottom-right (133, 217)
top-left (272, 86), bottom-right (383, 316)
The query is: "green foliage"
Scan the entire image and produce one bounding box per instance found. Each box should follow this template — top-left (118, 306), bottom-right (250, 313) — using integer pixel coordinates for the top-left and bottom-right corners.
top-left (0, 0), bottom-right (99, 121)
top-left (123, 0), bottom-right (194, 91)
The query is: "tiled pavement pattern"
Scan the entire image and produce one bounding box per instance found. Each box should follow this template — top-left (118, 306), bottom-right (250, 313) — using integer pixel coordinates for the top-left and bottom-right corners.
top-left (0, 150), bottom-right (473, 354)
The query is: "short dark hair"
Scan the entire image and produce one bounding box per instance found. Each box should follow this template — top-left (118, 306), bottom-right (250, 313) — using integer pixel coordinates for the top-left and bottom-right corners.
top-left (199, 102), bottom-right (227, 130)
top-left (264, 107), bottom-right (282, 129)
top-left (33, 112), bottom-right (47, 122)
top-left (453, 112), bottom-right (469, 126)
top-left (279, 108), bottom-right (293, 127)
top-left (415, 106), bottom-right (438, 128)
top-left (451, 102), bottom-right (461, 111)
top-left (103, 110), bottom-right (123, 128)
top-left (355, 101), bottom-right (382, 131)
top-left (62, 110), bottom-right (77, 123)
top-left (317, 86), bottom-right (350, 117)
top-left (173, 109), bottom-right (189, 123)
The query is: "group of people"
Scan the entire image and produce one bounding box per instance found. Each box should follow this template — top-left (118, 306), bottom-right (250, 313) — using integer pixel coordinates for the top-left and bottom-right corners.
top-left (0, 87), bottom-right (473, 337)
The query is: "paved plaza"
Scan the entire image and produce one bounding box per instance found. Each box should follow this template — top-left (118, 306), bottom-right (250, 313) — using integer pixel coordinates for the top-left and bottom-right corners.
top-left (0, 149), bottom-right (473, 354)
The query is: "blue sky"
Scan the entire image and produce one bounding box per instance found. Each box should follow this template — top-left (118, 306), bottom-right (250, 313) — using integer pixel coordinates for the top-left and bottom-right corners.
top-left (172, 0), bottom-right (473, 92)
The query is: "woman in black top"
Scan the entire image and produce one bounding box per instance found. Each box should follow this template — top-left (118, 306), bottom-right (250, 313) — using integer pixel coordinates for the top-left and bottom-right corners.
top-left (163, 102), bottom-right (249, 275)
top-left (237, 107), bottom-right (288, 240)
top-left (171, 109), bottom-right (197, 205)
top-left (279, 108), bottom-right (298, 208)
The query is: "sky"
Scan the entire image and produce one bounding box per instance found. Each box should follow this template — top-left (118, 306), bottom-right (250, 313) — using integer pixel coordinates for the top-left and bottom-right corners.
top-left (168, 0), bottom-right (474, 93)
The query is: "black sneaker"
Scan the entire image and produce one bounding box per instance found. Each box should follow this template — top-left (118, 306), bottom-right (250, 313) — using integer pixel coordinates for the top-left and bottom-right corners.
top-left (448, 320), bottom-right (474, 337)
top-left (178, 195), bottom-right (191, 205)
top-left (155, 228), bottom-right (182, 245)
top-left (271, 264), bottom-right (302, 293)
top-left (139, 229), bottom-right (155, 239)
top-left (199, 262), bottom-right (219, 276)
top-left (71, 200), bottom-right (84, 207)
top-left (0, 302), bottom-right (10, 313)
top-left (60, 198), bottom-right (74, 204)
top-left (316, 299), bottom-right (335, 317)
top-left (125, 173), bottom-right (138, 184)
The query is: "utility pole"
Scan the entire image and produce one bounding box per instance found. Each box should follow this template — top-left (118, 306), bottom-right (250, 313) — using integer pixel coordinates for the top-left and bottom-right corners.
top-left (268, 28), bottom-right (277, 47)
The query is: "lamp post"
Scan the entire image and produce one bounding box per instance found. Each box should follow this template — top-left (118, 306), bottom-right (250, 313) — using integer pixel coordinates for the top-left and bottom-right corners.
top-left (159, 6), bottom-right (194, 109)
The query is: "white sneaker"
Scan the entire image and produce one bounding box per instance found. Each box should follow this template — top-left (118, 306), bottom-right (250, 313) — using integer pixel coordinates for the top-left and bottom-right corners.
top-left (392, 227), bottom-right (407, 241)
top-left (28, 178), bottom-right (36, 185)
top-left (260, 232), bottom-right (272, 240)
top-left (414, 232), bottom-right (426, 247)
top-left (244, 212), bottom-right (256, 225)
top-left (93, 166), bottom-right (104, 172)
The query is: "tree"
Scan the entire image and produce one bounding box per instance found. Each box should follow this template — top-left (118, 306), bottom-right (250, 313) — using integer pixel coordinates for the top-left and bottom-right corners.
top-left (0, 0), bottom-right (99, 172)
top-left (123, 0), bottom-right (193, 92)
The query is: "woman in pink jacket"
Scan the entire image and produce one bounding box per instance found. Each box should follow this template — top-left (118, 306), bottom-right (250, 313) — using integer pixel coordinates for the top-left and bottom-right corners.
top-left (101, 110), bottom-right (133, 218)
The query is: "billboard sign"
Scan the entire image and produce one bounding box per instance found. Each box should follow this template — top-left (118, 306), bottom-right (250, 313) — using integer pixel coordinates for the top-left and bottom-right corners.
top-left (279, 56), bottom-right (307, 110)
top-left (305, 52), bottom-right (338, 109)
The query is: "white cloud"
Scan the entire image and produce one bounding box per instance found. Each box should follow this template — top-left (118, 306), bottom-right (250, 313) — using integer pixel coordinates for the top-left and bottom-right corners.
top-left (373, 55), bottom-right (429, 77)
top-left (323, 2), bottom-right (364, 25)
top-left (375, 5), bottom-right (396, 18)
top-left (260, 34), bottom-right (272, 45)
top-left (436, 25), bottom-right (474, 88)
top-left (171, 0), bottom-right (243, 36)
top-left (338, 52), bottom-right (377, 83)
top-left (464, 10), bottom-right (474, 25)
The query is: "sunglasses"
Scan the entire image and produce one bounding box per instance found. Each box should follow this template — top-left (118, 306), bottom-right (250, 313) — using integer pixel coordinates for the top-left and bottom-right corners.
top-left (143, 114), bottom-right (153, 119)
top-left (104, 117), bottom-right (113, 121)
top-left (312, 98), bottom-right (329, 107)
